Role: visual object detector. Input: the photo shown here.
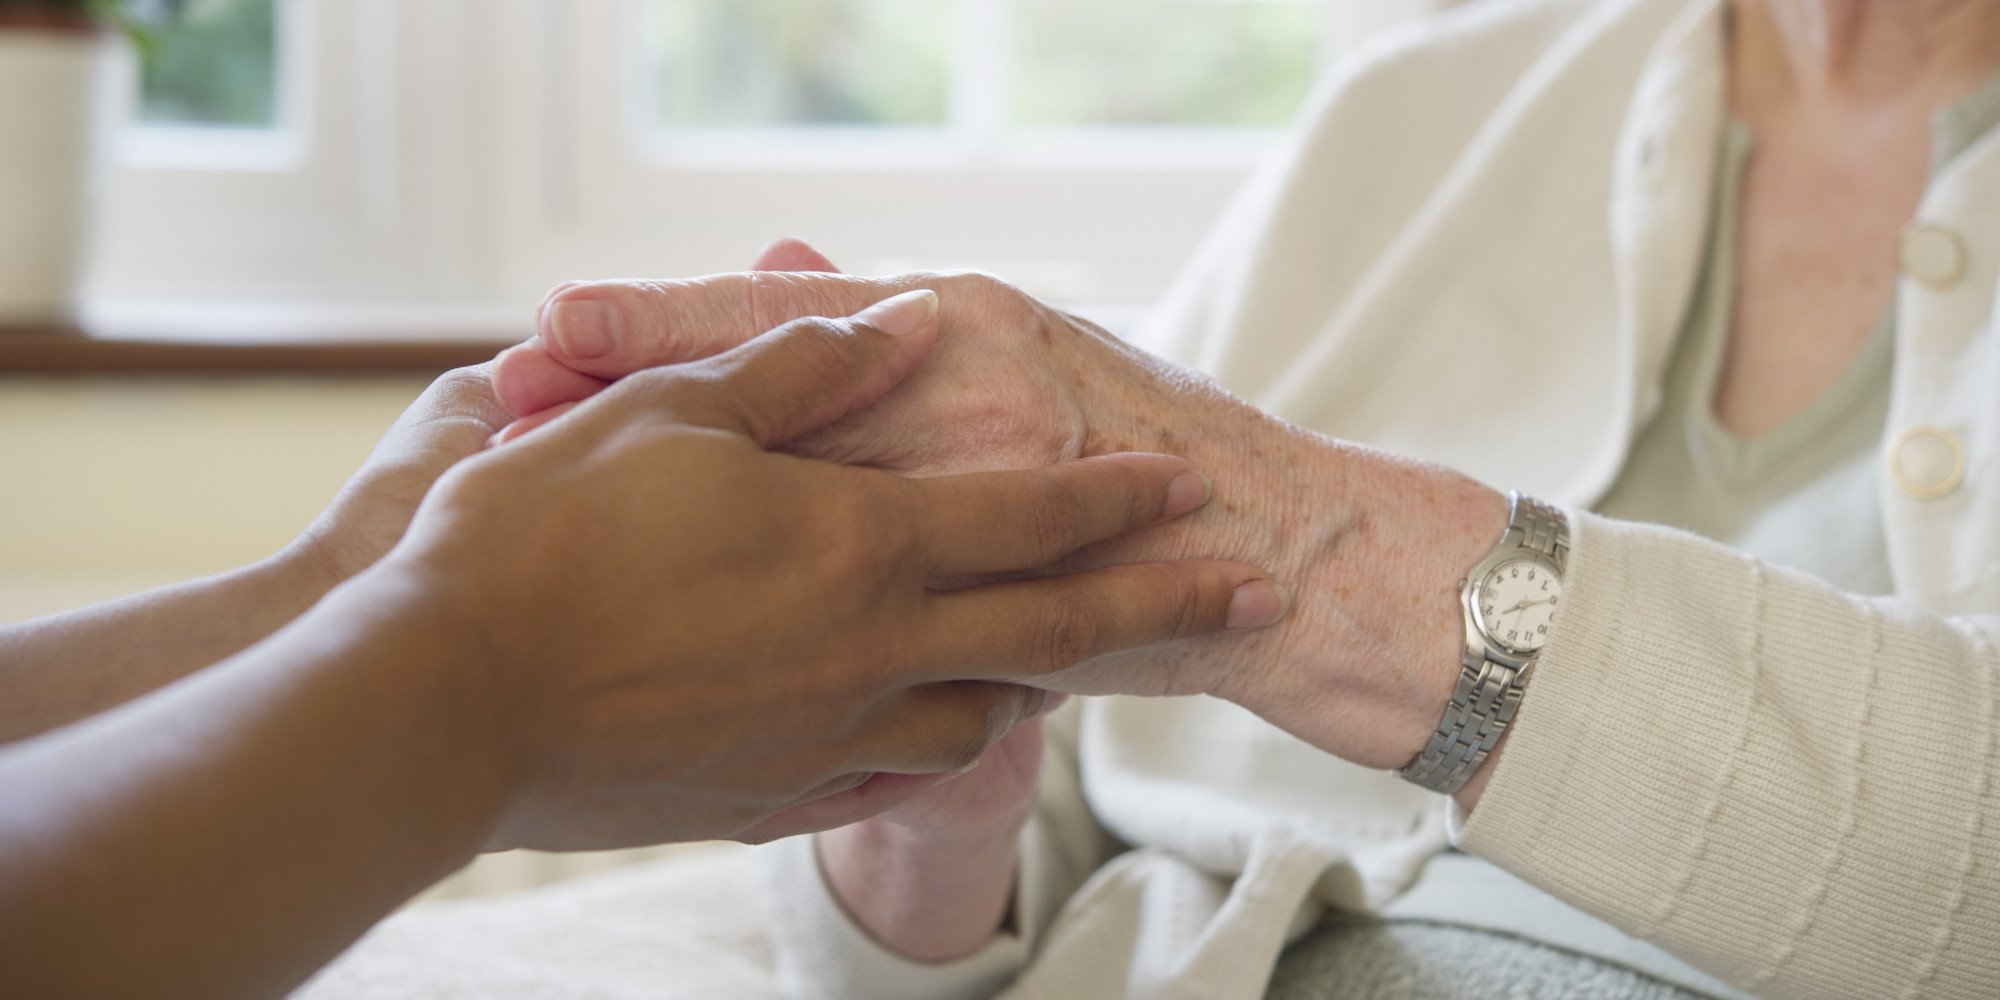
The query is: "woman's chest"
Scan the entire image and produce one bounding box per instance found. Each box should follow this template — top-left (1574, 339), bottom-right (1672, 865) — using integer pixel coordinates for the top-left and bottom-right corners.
top-left (1719, 125), bottom-right (1928, 439)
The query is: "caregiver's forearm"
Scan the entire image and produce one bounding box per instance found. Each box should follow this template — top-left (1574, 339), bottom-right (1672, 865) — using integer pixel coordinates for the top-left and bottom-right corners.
top-left (0, 543), bottom-right (338, 744)
top-left (818, 822), bottom-right (1023, 962)
top-left (0, 566), bottom-right (504, 1000)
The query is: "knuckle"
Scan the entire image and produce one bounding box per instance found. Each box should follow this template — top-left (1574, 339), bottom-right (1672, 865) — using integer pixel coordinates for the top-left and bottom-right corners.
top-left (1167, 574), bottom-right (1211, 639)
top-left (617, 366), bottom-right (693, 408)
top-left (753, 271), bottom-right (853, 327)
top-left (1024, 472), bottom-right (1086, 558)
top-left (774, 315), bottom-right (867, 379)
top-left (428, 365), bottom-right (496, 406)
top-left (935, 268), bottom-right (1016, 298)
top-left (1033, 587), bottom-right (1102, 673)
top-left (937, 269), bottom-right (1043, 330)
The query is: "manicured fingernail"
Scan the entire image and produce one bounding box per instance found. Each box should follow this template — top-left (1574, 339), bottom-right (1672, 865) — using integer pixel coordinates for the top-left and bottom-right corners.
top-left (1227, 580), bottom-right (1292, 629)
top-left (546, 299), bottom-right (617, 360)
top-left (1162, 470), bottom-right (1212, 519)
top-left (852, 289), bottom-right (938, 337)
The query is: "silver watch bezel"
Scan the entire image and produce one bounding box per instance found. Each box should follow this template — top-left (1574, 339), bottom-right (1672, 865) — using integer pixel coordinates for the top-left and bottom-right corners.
top-left (1463, 550), bottom-right (1564, 662)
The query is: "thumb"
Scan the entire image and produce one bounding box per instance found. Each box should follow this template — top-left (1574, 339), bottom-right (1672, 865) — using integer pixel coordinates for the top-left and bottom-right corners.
top-left (753, 236), bottom-right (842, 273)
top-left (645, 289), bottom-right (940, 448)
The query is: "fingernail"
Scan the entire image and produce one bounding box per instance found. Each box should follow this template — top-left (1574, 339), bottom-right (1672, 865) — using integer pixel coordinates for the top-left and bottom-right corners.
top-left (1227, 580), bottom-right (1293, 629)
top-left (546, 299), bottom-right (617, 360)
top-left (1162, 470), bottom-right (1213, 519)
top-left (852, 289), bottom-right (938, 337)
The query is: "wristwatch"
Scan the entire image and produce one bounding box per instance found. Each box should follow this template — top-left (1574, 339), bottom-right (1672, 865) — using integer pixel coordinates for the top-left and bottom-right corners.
top-left (1398, 491), bottom-right (1570, 795)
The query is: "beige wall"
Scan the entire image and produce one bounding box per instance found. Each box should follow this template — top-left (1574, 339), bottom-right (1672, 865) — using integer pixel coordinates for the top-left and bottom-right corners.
top-left (0, 374), bottom-right (429, 624)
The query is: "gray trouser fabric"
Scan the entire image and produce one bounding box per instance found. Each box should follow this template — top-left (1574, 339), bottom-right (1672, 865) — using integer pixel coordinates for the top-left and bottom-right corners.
top-left (1265, 915), bottom-right (1721, 1000)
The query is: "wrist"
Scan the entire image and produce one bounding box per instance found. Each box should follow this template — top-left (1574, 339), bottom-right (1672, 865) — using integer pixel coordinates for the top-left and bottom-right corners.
top-left (315, 561), bottom-right (526, 849)
top-left (1069, 333), bottom-right (1511, 770)
top-left (265, 534), bottom-right (355, 610)
top-left (1123, 394), bottom-right (1505, 770)
top-left (1327, 455), bottom-right (1510, 768)
top-left (1415, 492), bottom-right (1566, 805)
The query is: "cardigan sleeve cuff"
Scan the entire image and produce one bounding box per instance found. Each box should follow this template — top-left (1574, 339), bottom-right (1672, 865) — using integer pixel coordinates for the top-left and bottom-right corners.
top-left (1455, 508), bottom-right (2000, 998)
top-left (1455, 508), bottom-right (1755, 911)
top-left (755, 832), bottom-right (1028, 1000)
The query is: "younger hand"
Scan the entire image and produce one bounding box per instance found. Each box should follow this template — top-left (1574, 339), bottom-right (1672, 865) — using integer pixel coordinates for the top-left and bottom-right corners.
top-left (375, 290), bottom-right (1289, 850)
top-left (292, 365), bottom-right (515, 589)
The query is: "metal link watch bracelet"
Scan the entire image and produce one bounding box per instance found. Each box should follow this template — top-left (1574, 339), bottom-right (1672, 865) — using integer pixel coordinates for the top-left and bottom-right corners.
top-left (1398, 492), bottom-right (1570, 796)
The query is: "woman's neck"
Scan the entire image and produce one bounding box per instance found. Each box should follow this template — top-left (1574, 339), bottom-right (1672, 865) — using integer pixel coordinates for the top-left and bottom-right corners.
top-left (1736, 0), bottom-right (2000, 108)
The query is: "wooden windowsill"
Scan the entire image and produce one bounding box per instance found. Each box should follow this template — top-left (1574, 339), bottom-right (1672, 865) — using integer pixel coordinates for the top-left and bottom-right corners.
top-left (0, 327), bottom-right (515, 375)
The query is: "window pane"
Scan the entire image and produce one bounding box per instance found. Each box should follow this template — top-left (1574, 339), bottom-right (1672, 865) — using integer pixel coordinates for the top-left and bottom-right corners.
top-left (1012, 0), bottom-right (1316, 128)
top-left (642, 0), bottom-right (951, 129)
top-left (136, 0), bottom-right (280, 128)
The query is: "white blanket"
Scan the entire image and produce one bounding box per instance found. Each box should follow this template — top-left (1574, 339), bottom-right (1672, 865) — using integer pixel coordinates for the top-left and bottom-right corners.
top-left (295, 845), bottom-right (776, 999)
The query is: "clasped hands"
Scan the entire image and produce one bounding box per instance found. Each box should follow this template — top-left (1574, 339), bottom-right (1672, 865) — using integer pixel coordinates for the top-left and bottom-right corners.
top-left (458, 240), bottom-right (1508, 854)
top-left (299, 239), bottom-right (1509, 871)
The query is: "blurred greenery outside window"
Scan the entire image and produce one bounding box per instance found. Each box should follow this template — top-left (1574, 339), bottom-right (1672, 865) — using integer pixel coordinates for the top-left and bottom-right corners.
top-left (642, 0), bottom-right (1321, 133)
top-left (133, 0), bottom-right (279, 129)
top-left (647, 0), bottom-right (953, 127)
top-left (123, 1), bottom-right (1323, 139)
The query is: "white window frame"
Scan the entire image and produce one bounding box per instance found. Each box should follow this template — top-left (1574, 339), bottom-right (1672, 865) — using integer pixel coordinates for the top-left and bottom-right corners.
top-left (86, 0), bottom-right (1454, 328)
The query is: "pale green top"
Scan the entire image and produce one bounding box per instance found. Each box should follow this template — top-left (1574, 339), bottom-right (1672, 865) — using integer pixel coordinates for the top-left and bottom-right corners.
top-left (1591, 120), bottom-right (1898, 595)
top-left (1595, 70), bottom-right (2000, 597)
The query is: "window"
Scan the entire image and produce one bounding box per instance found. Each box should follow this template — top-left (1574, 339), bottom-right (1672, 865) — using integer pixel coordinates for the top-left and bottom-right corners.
top-left (635, 0), bottom-right (1319, 137)
top-left (1011, 0), bottom-right (1317, 130)
top-left (640, 0), bottom-right (952, 130)
top-left (138, 0), bottom-right (282, 128)
top-left (89, 0), bottom-right (1458, 327)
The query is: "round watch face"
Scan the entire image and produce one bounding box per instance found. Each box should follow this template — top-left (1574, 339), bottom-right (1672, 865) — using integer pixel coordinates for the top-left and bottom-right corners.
top-left (1473, 557), bottom-right (1563, 653)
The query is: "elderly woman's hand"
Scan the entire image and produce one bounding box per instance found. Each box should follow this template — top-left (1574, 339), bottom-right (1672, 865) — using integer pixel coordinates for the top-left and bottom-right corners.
top-left (393, 293), bottom-right (1284, 850)
top-left (492, 261), bottom-right (1506, 776)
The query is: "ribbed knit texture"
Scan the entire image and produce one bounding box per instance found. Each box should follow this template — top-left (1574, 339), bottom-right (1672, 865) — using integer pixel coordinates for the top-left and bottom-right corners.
top-left (1462, 512), bottom-right (2000, 999)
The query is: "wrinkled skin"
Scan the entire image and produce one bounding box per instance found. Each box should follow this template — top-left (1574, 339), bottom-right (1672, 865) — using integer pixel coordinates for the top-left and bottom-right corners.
top-left (491, 243), bottom-right (1503, 962)
top-left (494, 254), bottom-right (1498, 771)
